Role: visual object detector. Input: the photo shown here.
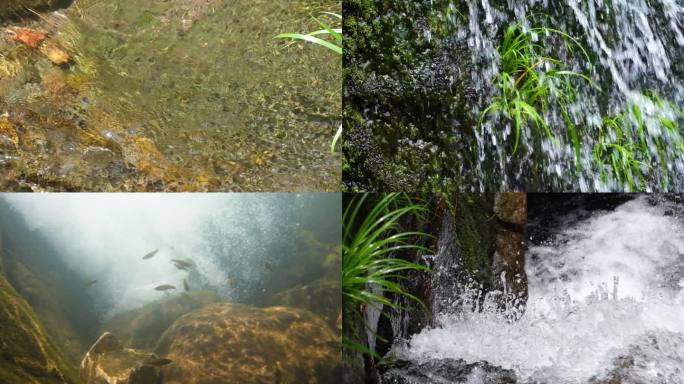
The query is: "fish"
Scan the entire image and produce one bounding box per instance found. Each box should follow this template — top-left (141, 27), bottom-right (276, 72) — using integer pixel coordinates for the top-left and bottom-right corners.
top-left (264, 261), bottom-right (274, 271)
top-left (172, 262), bottom-right (192, 271)
top-left (84, 279), bottom-right (97, 287)
top-left (154, 284), bottom-right (176, 291)
top-left (170, 259), bottom-right (193, 269)
top-left (183, 279), bottom-right (189, 292)
top-left (142, 249), bottom-right (159, 260)
top-left (143, 357), bottom-right (173, 366)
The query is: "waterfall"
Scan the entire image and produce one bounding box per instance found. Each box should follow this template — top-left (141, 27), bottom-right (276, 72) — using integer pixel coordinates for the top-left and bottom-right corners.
top-left (460, 0), bottom-right (684, 190)
top-left (402, 196), bottom-right (684, 383)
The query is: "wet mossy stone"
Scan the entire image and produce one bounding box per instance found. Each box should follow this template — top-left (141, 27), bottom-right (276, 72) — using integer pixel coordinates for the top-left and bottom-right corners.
top-left (343, 0), bottom-right (478, 191)
top-left (381, 358), bottom-right (518, 384)
top-left (155, 303), bottom-right (341, 384)
top-left (0, 273), bottom-right (80, 383)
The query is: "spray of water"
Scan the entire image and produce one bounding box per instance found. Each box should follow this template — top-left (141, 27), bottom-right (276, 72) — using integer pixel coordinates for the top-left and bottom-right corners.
top-left (404, 197), bottom-right (684, 383)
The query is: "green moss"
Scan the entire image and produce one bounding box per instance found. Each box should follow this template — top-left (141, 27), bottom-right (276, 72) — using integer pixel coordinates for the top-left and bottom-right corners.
top-left (447, 194), bottom-right (497, 285)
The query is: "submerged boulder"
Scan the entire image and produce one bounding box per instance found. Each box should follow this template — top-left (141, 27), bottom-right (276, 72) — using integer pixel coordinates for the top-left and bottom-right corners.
top-left (155, 302), bottom-right (341, 384)
top-left (102, 291), bottom-right (222, 350)
top-left (0, 0), bottom-right (71, 21)
top-left (267, 279), bottom-right (341, 332)
top-left (80, 332), bottom-right (163, 384)
top-left (0, 273), bottom-right (79, 383)
top-left (381, 358), bottom-right (518, 384)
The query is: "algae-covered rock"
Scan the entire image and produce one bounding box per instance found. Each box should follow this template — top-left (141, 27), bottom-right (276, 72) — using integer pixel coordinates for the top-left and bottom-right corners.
top-left (102, 291), bottom-right (222, 350)
top-left (79, 332), bottom-right (162, 384)
top-left (267, 279), bottom-right (341, 332)
top-left (0, 272), bottom-right (79, 383)
top-left (155, 302), bottom-right (341, 384)
top-left (0, 0), bottom-right (71, 21)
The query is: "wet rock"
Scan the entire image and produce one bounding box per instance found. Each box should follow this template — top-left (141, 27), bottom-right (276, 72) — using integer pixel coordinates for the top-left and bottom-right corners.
top-left (494, 193), bottom-right (527, 226)
top-left (155, 302), bottom-right (340, 384)
top-left (381, 358), bottom-right (518, 384)
top-left (490, 193), bottom-right (528, 317)
top-left (267, 279), bottom-right (341, 332)
top-left (80, 332), bottom-right (162, 384)
top-left (102, 290), bottom-right (222, 350)
top-left (0, 272), bottom-right (78, 383)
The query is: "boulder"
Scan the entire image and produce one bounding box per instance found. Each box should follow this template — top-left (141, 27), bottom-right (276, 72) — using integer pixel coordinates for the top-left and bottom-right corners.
top-left (102, 291), bottom-right (222, 350)
top-left (267, 279), bottom-right (341, 332)
top-left (0, 273), bottom-right (78, 383)
top-left (381, 358), bottom-right (518, 384)
top-left (79, 332), bottom-right (163, 384)
top-left (155, 302), bottom-right (341, 384)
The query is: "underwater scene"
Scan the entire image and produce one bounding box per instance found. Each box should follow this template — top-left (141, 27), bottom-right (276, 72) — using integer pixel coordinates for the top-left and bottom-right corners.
top-left (0, 193), bottom-right (341, 383)
top-left (0, 0), bottom-right (341, 191)
top-left (342, 193), bottom-right (684, 383)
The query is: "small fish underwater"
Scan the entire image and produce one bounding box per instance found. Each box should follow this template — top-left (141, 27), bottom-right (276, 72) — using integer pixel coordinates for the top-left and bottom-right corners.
top-left (0, 193), bottom-right (341, 383)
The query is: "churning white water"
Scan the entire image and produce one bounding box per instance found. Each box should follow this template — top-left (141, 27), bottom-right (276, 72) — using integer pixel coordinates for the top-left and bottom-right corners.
top-left (406, 197), bottom-right (684, 383)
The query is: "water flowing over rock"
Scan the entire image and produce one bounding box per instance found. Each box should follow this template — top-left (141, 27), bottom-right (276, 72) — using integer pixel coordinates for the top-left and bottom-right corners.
top-left (80, 332), bottom-right (162, 384)
top-left (344, 0), bottom-right (684, 191)
top-left (381, 358), bottom-right (518, 384)
top-left (0, 1), bottom-right (71, 21)
top-left (155, 302), bottom-right (340, 384)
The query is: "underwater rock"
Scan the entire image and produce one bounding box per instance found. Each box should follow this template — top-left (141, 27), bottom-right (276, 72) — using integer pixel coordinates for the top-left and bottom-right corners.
top-left (381, 358), bottom-right (518, 384)
top-left (0, 272), bottom-right (79, 383)
top-left (267, 279), bottom-right (341, 332)
top-left (102, 290), bottom-right (222, 350)
top-left (155, 302), bottom-right (341, 384)
top-left (0, 1), bottom-right (69, 21)
top-left (80, 332), bottom-right (163, 384)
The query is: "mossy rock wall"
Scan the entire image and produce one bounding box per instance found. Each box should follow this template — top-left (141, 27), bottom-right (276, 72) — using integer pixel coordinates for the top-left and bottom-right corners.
top-left (0, 272), bottom-right (80, 383)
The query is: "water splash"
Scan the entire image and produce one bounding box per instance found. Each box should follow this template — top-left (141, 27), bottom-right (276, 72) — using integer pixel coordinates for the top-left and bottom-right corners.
top-left (404, 197), bottom-right (684, 382)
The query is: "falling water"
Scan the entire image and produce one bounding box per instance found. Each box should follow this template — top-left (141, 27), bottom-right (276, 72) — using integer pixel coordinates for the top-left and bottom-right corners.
top-left (402, 196), bottom-right (684, 383)
top-left (457, 0), bottom-right (684, 191)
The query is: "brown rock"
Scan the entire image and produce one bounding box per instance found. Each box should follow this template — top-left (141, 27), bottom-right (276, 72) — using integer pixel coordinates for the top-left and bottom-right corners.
top-left (267, 279), bottom-right (341, 332)
top-left (79, 332), bottom-right (163, 384)
top-left (155, 303), bottom-right (341, 384)
top-left (494, 193), bottom-right (527, 225)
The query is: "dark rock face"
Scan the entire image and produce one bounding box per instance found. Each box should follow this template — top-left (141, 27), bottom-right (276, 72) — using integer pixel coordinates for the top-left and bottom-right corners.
top-left (491, 193), bottom-right (528, 317)
top-left (0, 272), bottom-right (78, 383)
top-left (343, 0), bottom-right (478, 191)
top-left (381, 358), bottom-right (518, 384)
top-left (155, 303), bottom-right (340, 384)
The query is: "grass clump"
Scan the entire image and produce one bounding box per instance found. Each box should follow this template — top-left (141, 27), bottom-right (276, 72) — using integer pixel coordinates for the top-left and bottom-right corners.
top-left (480, 21), bottom-right (593, 159)
top-left (276, 12), bottom-right (342, 153)
top-left (593, 91), bottom-right (684, 191)
top-left (342, 193), bottom-right (431, 356)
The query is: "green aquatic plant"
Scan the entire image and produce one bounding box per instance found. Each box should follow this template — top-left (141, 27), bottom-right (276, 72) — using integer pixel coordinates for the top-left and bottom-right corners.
top-left (480, 21), bottom-right (593, 159)
top-left (593, 91), bottom-right (684, 191)
top-left (276, 12), bottom-right (342, 153)
top-left (342, 193), bottom-right (431, 356)
top-left (276, 12), bottom-right (342, 54)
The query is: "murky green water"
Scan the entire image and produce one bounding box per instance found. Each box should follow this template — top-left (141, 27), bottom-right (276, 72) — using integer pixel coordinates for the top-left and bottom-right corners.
top-left (0, 0), bottom-right (340, 191)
